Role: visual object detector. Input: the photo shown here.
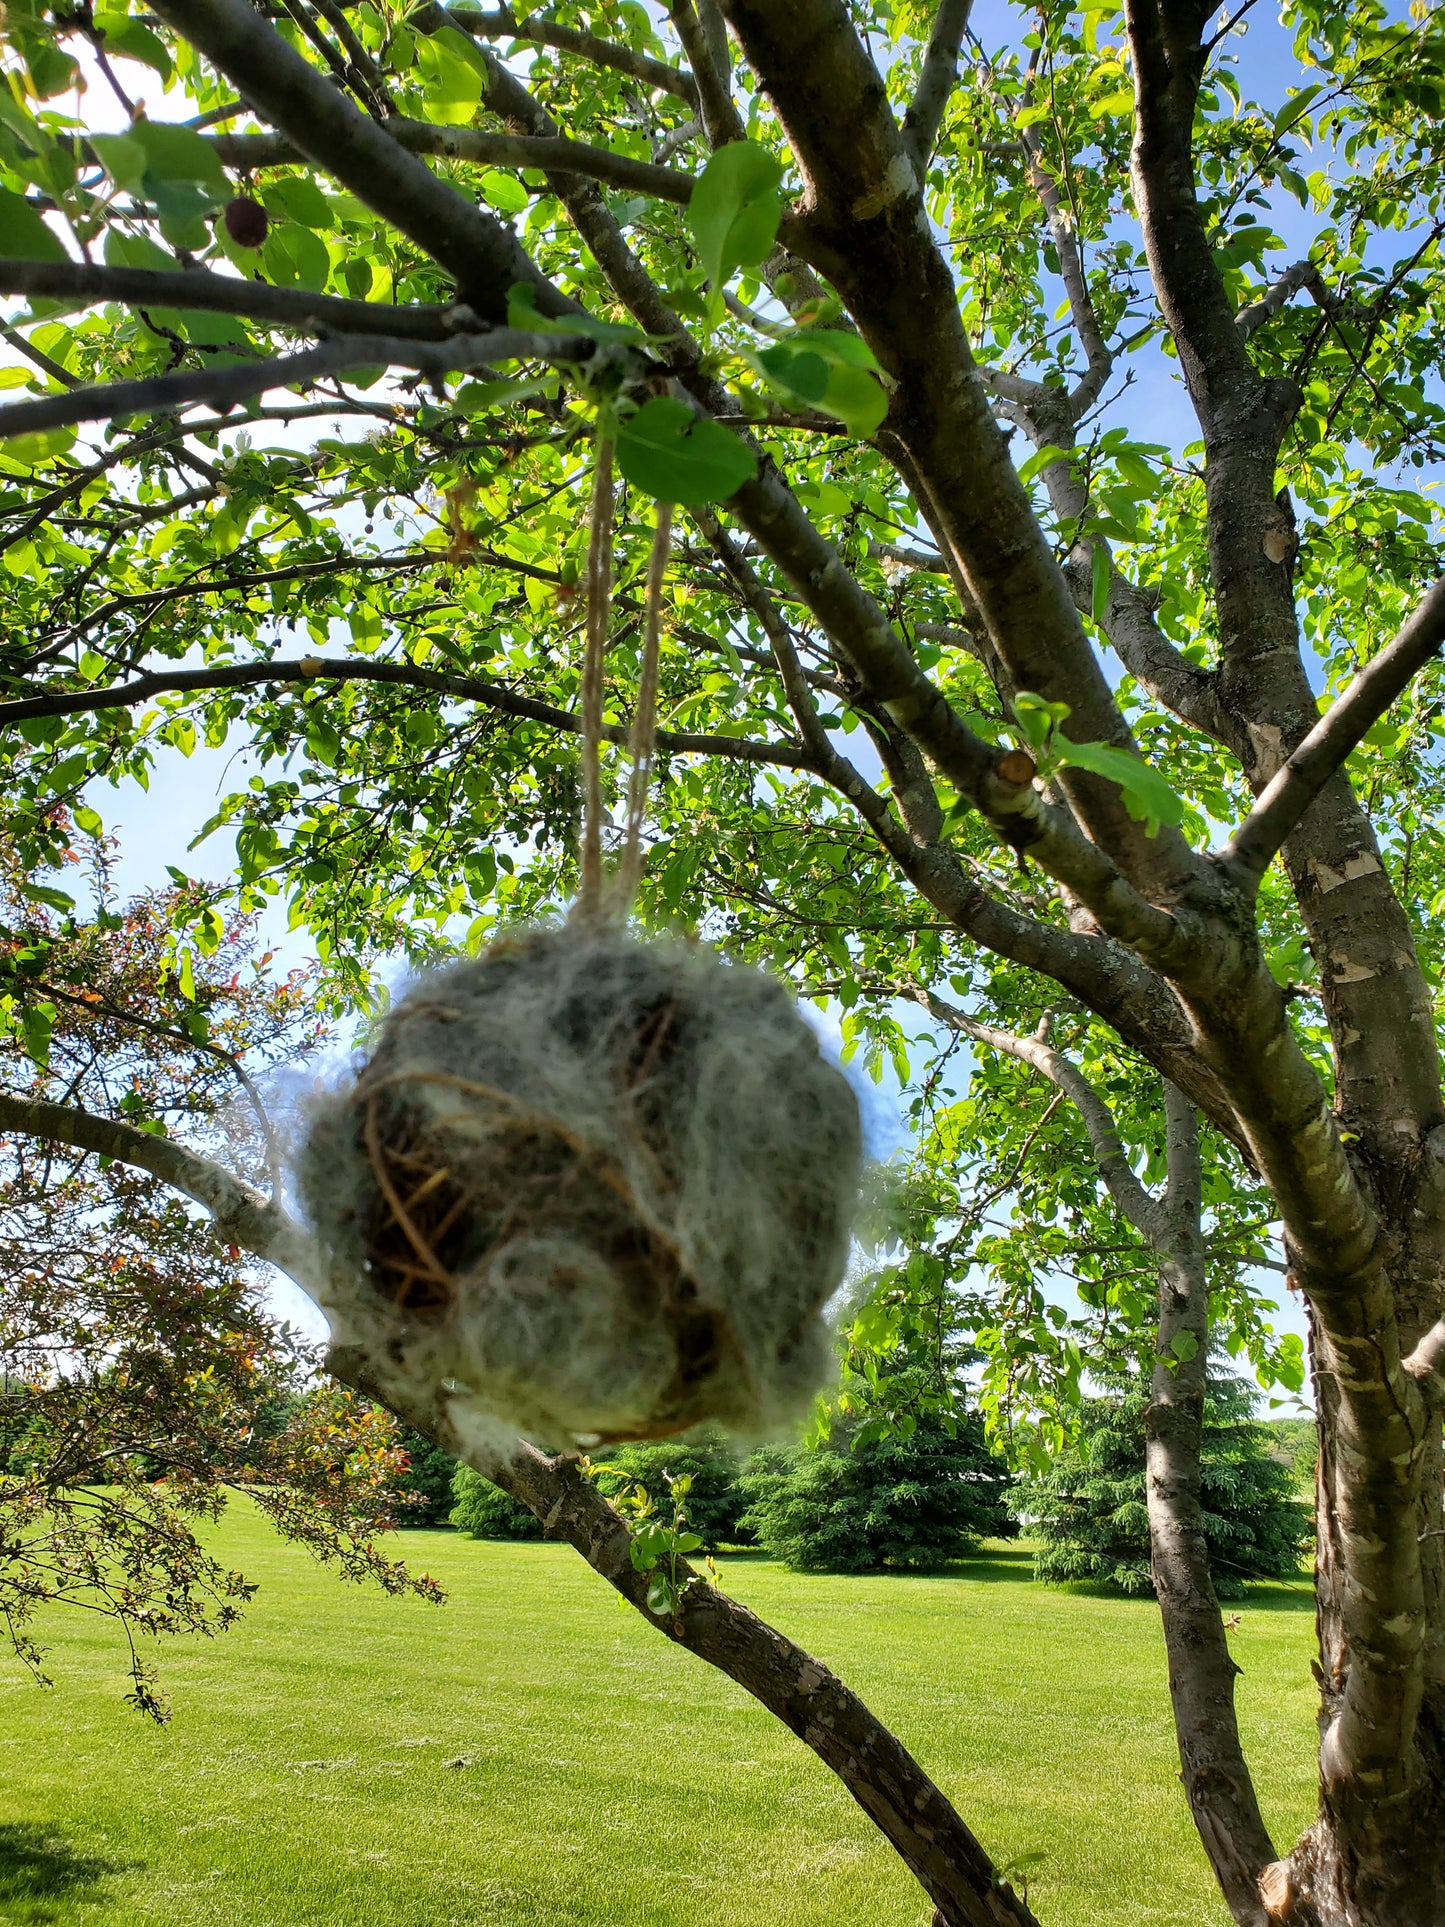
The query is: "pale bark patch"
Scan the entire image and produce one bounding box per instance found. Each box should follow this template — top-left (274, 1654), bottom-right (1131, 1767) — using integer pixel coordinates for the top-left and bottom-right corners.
top-left (1309, 851), bottom-right (1383, 893)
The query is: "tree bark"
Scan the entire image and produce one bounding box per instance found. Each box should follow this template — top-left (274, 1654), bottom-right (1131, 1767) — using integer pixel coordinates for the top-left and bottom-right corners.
top-left (1145, 1090), bottom-right (1276, 1925)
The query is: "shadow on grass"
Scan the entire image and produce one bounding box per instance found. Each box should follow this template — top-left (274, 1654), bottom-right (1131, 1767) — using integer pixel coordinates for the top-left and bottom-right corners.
top-left (0, 1825), bottom-right (125, 1921)
top-left (1031, 1573), bottom-right (1317, 1614)
top-left (715, 1549), bottom-right (1039, 1583)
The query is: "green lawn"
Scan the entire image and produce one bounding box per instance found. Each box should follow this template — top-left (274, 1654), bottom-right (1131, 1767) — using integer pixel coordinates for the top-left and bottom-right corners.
top-left (0, 1505), bottom-right (1318, 1927)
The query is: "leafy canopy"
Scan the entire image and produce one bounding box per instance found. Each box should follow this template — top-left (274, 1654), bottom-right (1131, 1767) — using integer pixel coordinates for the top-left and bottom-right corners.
top-left (0, 0), bottom-right (1441, 1447)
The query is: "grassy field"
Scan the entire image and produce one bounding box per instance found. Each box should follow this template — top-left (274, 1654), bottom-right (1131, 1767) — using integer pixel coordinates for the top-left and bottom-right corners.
top-left (0, 1505), bottom-right (1318, 1927)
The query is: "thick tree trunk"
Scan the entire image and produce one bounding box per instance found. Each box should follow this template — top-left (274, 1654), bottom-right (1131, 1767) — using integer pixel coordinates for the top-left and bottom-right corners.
top-left (1267, 1347), bottom-right (1445, 1927)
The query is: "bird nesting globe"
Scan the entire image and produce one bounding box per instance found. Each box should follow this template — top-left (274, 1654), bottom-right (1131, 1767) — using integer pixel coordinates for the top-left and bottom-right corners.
top-left (300, 925), bottom-right (862, 1447)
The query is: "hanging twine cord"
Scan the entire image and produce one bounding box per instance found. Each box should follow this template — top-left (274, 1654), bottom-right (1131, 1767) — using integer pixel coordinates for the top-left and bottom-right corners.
top-left (575, 434), bottom-right (673, 924)
top-left (577, 437), bottom-right (616, 920)
top-left (615, 500), bottom-right (674, 912)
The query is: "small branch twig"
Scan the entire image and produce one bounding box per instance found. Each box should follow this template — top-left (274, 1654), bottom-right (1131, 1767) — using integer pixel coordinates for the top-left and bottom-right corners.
top-left (0, 258), bottom-right (463, 339)
top-left (211, 119), bottom-right (696, 207)
top-left (1235, 259), bottom-right (1341, 341)
top-left (447, 5), bottom-right (698, 105)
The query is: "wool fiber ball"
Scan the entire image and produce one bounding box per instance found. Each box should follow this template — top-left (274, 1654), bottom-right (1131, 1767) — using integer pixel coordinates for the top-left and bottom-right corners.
top-left (300, 925), bottom-right (861, 1447)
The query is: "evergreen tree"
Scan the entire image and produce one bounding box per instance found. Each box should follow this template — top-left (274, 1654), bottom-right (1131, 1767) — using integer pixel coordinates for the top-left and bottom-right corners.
top-left (1021, 1370), bottom-right (1310, 1599)
top-left (394, 1430), bottom-right (460, 1526)
top-left (450, 1463), bottom-right (543, 1541)
top-left (740, 1406), bottom-right (1013, 1575)
top-left (591, 1427), bottom-right (752, 1550)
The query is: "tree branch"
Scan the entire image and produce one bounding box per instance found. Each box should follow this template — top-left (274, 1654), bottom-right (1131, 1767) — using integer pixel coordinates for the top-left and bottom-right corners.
top-left (0, 259), bottom-right (462, 339)
top-left (0, 328), bottom-right (602, 442)
top-left (448, 7), bottom-right (699, 105)
top-left (148, 0), bottom-right (574, 324)
top-left (1222, 574), bottom-right (1445, 886)
top-left (1145, 1086), bottom-right (1277, 1924)
top-left (325, 1350), bottom-right (1042, 1927)
top-left (0, 1090), bottom-right (319, 1291)
top-left (0, 1071), bottom-right (1033, 1927)
top-left (666, 0), bottom-right (746, 146)
top-left (1124, 0), bottom-right (1272, 432)
top-left (901, 0), bottom-right (974, 169)
top-left (880, 1001), bottom-right (1278, 1916)
top-left (921, 990), bottom-right (1161, 1240)
top-left (1011, 61), bottom-right (1111, 417)
top-left (720, 0), bottom-right (1203, 905)
top-left (211, 119), bottom-right (696, 206)
top-left (0, 655), bottom-right (809, 771)
top-left (1235, 259), bottom-right (1341, 342)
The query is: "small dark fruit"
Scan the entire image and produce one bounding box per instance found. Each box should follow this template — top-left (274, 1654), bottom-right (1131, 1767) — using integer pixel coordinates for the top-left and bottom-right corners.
top-left (223, 196), bottom-right (269, 250)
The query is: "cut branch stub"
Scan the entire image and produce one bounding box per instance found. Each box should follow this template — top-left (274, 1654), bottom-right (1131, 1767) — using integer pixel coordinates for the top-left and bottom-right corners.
top-left (300, 925), bottom-right (862, 1447)
top-left (995, 748), bottom-right (1038, 787)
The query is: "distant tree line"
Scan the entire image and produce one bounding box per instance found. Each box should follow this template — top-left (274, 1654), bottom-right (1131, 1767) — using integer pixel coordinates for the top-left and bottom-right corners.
top-left (395, 1360), bottom-right (1309, 1593)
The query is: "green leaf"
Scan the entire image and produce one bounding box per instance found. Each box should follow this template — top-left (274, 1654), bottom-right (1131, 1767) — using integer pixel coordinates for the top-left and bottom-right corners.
top-left (90, 132), bottom-right (149, 196)
top-left (758, 343), bottom-right (829, 404)
top-left (72, 805), bottom-right (103, 837)
top-left (104, 227), bottom-right (175, 273)
top-left (415, 27), bottom-right (484, 124)
top-left (1011, 690), bottom-right (1071, 750)
top-left (454, 374), bottom-right (556, 413)
top-left (20, 883), bottom-right (73, 911)
top-left (19, 41), bottom-right (78, 99)
top-left (480, 170), bottom-right (530, 216)
top-left (129, 120), bottom-right (229, 199)
top-left (94, 13), bottom-right (173, 80)
top-left (0, 424), bottom-right (77, 465)
top-left (687, 140), bottom-right (786, 293)
top-left (1053, 737), bottom-right (1184, 836)
top-left (1018, 444), bottom-right (1071, 486)
top-left (262, 221), bottom-right (331, 293)
top-left (644, 1574), bottom-right (675, 1616)
top-left (0, 189), bottom-right (66, 264)
top-left (615, 396), bottom-right (756, 504)
top-left (757, 335), bottom-right (888, 435)
top-left (306, 716), bottom-right (343, 767)
top-left (1170, 1330), bottom-right (1201, 1362)
top-left (19, 1001), bottom-right (53, 1068)
top-left (505, 281), bottom-right (646, 345)
top-left (267, 174), bottom-right (333, 230)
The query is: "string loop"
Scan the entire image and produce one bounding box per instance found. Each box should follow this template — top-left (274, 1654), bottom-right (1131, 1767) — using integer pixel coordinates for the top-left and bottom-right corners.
top-left (574, 450), bottom-right (672, 924)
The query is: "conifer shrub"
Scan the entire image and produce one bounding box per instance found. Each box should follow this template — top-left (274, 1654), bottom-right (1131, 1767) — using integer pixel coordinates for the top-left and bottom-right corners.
top-left (449, 1462), bottom-right (544, 1540)
top-left (738, 1408), bottom-right (1013, 1573)
top-left (394, 1429), bottom-right (459, 1525)
top-left (1019, 1371), bottom-right (1310, 1598)
top-left (591, 1426), bottom-right (752, 1548)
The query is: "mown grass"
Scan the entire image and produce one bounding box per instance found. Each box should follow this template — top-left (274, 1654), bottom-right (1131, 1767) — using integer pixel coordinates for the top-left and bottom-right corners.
top-left (0, 1504), bottom-right (1318, 1927)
